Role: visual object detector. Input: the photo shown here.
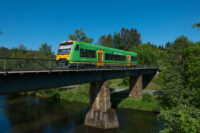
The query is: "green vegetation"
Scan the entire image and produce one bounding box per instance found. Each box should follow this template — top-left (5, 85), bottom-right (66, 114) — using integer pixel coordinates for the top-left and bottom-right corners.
top-left (34, 84), bottom-right (90, 104)
top-left (118, 96), bottom-right (160, 112)
top-left (109, 78), bottom-right (129, 89)
top-left (59, 85), bottom-right (89, 103)
top-left (98, 27), bottom-right (141, 50)
top-left (158, 36), bottom-right (200, 132)
top-left (110, 91), bottom-right (160, 112)
top-left (145, 82), bottom-right (163, 91)
top-left (39, 43), bottom-right (54, 56)
top-left (0, 43), bottom-right (55, 71)
top-left (159, 103), bottom-right (200, 133)
top-left (0, 43), bottom-right (54, 59)
top-left (68, 28), bottom-right (93, 43)
top-left (192, 22), bottom-right (200, 29)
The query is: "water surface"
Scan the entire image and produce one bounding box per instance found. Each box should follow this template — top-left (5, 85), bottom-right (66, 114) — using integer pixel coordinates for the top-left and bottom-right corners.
top-left (0, 95), bottom-right (162, 133)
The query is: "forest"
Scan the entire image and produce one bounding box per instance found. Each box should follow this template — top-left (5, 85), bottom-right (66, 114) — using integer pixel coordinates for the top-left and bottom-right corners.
top-left (0, 26), bottom-right (200, 132)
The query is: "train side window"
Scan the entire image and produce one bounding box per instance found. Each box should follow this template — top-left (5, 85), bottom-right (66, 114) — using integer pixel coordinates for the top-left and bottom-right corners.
top-left (75, 45), bottom-right (79, 51)
top-left (131, 56), bottom-right (137, 61)
top-left (80, 48), bottom-right (96, 58)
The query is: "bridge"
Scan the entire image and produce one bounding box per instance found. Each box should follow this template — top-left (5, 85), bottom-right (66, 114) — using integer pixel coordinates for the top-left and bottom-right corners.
top-left (0, 57), bottom-right (161, 129)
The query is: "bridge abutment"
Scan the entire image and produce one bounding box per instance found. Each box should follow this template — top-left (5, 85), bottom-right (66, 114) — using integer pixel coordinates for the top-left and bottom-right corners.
top-left (129, 75), bottom-right (143, 98)
top-left (84, 81), bottom-right (119, 129)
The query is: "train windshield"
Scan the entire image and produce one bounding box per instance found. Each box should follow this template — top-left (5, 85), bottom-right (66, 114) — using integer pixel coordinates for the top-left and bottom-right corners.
top-left (57, 42), bottom-right (73, 55)
top-left (57, 49), bottom-right (71, 55)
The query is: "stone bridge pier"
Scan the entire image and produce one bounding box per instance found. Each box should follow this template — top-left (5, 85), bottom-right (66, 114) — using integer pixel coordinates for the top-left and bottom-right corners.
top-left (84, 81), bottom-right (119, 129)
top-left (129, 73), bottom-right (158, 98)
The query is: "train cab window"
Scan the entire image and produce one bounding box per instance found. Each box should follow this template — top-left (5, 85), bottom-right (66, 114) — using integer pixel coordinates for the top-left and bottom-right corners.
top-left (57, 49), bottom-right (71, 55)
top-left (75, 45), bottom-right (79, 51)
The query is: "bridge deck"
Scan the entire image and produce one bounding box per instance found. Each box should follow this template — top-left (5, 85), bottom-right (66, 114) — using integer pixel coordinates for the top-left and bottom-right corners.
top-left (0, 67), bottom-right (161, 75)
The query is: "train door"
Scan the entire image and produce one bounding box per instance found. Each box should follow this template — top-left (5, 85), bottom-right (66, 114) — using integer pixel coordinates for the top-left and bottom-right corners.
top-left (127, 55), bottom-right (131, 66)
top-left (97, 50), bottom-right (104, 67)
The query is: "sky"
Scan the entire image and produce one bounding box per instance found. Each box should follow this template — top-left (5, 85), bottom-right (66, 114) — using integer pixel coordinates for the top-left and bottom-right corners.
top-left (0, 0), bottom-right (200, 52)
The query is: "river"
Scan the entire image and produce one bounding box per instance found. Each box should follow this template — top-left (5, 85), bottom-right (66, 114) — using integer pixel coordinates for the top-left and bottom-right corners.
top-left (0, 95), bottom-right (163, 133)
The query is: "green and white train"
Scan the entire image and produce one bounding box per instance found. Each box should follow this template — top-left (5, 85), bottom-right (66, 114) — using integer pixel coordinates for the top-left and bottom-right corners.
top-left (56, 40), bottom-right (138, 68)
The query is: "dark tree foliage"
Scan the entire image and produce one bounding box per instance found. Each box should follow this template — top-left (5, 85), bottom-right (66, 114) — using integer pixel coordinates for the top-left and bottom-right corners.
top-left (18, 44), bottom-right (27, 51)
top-left (192, 22), bottom-right (200, 29)
top-left (162, 36), bottom-right (193, 106)
top-left (98, 27), bottom-right (141, 50)
top-left (0, 43), bottom-right (55, 71)
top-left (130, 42), bottom-right (164, 66)
top-left (68, 28), bottom-right (93, 43)
top-left (159, 103), bottom-right (200, 133)
top-left (39, 43), bottom-right (54, 56)
top-left (159, 36), bottom-right (200, 133)
top-left (98, 34), bottom-right (113, 47)
top-left (165, 42), bottom-right (172, 49)
top-left (184, 42), bottom-right (200, 107)
top-left (0, 47), bottom-right (9, 57)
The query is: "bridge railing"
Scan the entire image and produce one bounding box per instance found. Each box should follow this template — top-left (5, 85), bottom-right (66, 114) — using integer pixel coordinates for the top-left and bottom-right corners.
top-left (0, 57), bottom-right (160, 72)
top-left (0, 57), bottom-right (57, 72)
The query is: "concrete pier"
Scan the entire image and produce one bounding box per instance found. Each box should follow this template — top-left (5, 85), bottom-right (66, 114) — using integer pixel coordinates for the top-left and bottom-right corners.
top-left (84, 81), bottom-right (119, 129)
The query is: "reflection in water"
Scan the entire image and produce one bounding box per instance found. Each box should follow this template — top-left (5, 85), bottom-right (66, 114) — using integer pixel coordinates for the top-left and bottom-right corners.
top-left (0, 95), bottom-right (162, 133)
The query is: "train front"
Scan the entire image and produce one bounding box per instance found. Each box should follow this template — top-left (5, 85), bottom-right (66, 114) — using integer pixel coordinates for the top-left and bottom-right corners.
top-left (56, 41), bottom-right (74, 68)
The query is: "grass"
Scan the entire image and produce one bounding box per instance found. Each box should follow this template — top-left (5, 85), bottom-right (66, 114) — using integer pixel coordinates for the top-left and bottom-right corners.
top-left (109, 78), bottom-right (128, 89)
top-left (59, 84), bottom-right (89, 103)
top-left (145, 81), bottom-right (163, 91)
top-left (109, 78), bottom-right (164, 91)
top-left (117, 96), bottom-right (160, 112)
top-left (111, 91), bottom-right (160, 112)
top-left (34, 83), bottom-right (90, 104)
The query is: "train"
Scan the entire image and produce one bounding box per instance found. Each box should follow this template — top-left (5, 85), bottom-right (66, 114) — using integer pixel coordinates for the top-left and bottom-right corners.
top-left (56, 40), bottom-right (138, 68)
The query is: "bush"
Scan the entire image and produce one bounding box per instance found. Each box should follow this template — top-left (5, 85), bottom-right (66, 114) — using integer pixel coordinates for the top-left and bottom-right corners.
top-left (159, 103), bottom-right (200, 133)
top-left (120, 77), bottom-right (129, 86)
top-left (142, 93), bottom-right (152, 102)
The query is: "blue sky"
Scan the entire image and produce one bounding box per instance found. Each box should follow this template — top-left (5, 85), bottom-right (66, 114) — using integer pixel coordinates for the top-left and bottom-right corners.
top-left (0, 0), bottom-right (200, 52)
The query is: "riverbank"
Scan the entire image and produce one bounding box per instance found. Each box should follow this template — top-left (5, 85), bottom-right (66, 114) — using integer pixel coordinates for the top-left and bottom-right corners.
top-left (23, 84), bottom-right (90, 104)
top-left (111, 91), bottom-right (160, 112)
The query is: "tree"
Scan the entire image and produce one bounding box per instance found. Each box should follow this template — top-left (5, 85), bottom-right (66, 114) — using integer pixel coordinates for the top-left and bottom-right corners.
top-left (39, 43), bottom-right (53, 56)
top-left (68, 28), bottom-right (93, 43)
top-left (98, 27), bottom-right (141, 50)
top-left (183, 43), bottom-right (200, 107)
top-left (18, 44), bottom-right (26, 50)
top-left (112, 32), bottom-right (122, 48)
top-left (98, 34), bottom-right (113, 47)
top-left (192, 22), bottom-right (200, 29)
top-left (159, 36), bottom-right (200, 133)
top-left (0, 28), bottom-right (2, 35)
top-left (161, 36), bottom-right (193, 107)
top-left (130, 42), bottom-right (162, 66)
top-left (0, 47), bottom-right (9, 57)
top-left (159, 103), bottom-right (200, 133)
